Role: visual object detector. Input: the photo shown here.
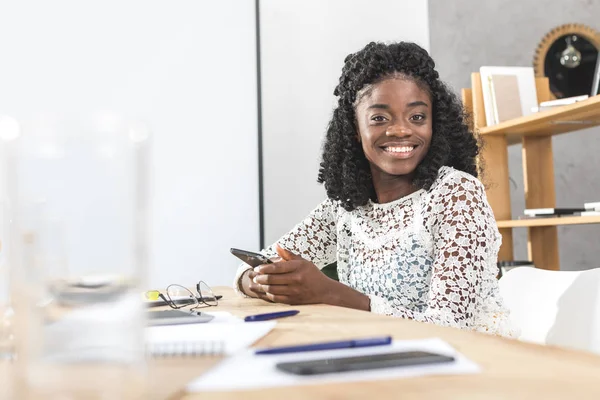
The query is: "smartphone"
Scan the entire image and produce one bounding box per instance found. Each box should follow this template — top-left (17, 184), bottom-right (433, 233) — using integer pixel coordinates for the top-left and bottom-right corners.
top-left (147, 309), bottom-right (214, 326)
top-left (230, 247), bottom-right (273, 268)
top-left (276, 351), bottom-right (455, 375)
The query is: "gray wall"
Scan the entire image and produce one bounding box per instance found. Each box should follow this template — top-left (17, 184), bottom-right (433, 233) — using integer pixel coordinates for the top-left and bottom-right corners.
top-left (429, 0), bottom-right (600, 271)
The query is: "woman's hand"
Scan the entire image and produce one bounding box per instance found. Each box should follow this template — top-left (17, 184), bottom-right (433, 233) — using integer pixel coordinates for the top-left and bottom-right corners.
top-left (240, 268), bottom-right (264, 298)
top-left (250, 245), bottom-right (336, 305)
top-left (247, 245), bottom-right (369, 313)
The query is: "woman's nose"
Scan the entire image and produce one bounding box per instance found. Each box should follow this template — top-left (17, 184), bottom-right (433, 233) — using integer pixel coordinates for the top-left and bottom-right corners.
top-left (385, 125), bottom-right (412, 137)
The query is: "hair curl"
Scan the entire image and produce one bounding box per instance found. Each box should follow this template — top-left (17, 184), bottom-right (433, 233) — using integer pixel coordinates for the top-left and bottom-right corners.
top-left (317, 42), bottom-right (479, 211)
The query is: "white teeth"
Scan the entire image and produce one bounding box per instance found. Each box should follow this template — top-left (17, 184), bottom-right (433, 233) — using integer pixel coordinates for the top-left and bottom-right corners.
top-left (384, 146), bottom-right (414, 153)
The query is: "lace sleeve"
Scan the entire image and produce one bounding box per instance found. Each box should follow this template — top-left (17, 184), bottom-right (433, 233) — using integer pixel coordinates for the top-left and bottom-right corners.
top-left (233, 198), bottom-right (339, 295)
top-left (369, 173), bottom-right (504, 332)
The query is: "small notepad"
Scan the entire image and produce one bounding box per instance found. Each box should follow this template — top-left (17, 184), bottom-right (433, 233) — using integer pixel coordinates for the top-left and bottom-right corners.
top-left (145, 313), bottom-right (276, 357)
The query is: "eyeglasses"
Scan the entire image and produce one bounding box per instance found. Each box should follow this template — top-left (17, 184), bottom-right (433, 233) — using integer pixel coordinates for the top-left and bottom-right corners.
top-left (145, 281), bottom-right (218, 311)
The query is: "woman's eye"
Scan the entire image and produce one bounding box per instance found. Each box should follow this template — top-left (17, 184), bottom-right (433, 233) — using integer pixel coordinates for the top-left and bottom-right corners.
top-left (371, 115), bottom-right (387, 122)
top-left (411, 114), bottom-right (426, 122)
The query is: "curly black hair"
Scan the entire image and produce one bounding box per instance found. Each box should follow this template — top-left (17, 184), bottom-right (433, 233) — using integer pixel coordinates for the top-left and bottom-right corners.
top-left (317, 41), bottom-right (479, 211)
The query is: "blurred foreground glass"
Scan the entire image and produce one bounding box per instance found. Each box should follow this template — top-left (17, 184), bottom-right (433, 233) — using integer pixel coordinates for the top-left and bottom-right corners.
top-left (0, 198), bottom-right (15, 364)
top-left (0, 116), bottom-right (17, 400)
top-left (6, 112), bottom-right (150, 399)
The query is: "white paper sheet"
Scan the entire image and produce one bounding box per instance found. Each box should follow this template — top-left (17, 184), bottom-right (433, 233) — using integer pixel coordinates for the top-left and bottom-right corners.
top-left (145, 319), bottom-right (275, 356)
top-left (186, 337), bottom-right (480, 392)
top-left (201, 311), bottom-right (244, 324)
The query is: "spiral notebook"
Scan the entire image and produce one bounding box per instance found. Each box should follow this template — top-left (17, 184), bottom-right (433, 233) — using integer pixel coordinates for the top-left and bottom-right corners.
top-left (145, 313), bottom-right (276, 357)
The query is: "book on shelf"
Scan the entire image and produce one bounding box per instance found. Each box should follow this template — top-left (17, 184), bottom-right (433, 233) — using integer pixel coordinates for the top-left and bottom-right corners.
top-left (518, 215), bottom-right (556, 220)
top-left (592, 51), bottom-right (600, 97)
top-left (523, 207), bottom-right (587, 217)
top-left (489, 74), bottom-right (522, 124)
top-left (584, 201), bottom-right (600, 211)
top-left (479, 66), bottom-right (538, 127)
top-left (577, 211), bottom-right (600, 216)
top-left (530, 95), bottom-right (589, 113)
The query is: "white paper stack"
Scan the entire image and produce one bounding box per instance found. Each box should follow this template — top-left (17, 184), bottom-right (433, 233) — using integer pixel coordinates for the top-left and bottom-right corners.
top-left (187, 337), bottom-right (480, 392)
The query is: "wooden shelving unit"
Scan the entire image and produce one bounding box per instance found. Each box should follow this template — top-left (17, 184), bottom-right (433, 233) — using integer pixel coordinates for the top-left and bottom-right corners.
top-left (497, 215), bottom-right (600, 228)
top-left (462, 74), bottom-right (600, 270)
top-left (479, 94), bottom-right (600, 144)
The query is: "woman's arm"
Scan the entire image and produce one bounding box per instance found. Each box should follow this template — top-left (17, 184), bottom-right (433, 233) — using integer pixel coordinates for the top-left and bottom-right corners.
top-left (368, 174), bottom-right (505, 332)
top-left (233, 198), bottom-right (339, 297)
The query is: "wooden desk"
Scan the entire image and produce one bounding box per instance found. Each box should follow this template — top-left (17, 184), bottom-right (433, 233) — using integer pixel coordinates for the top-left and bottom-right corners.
top-left (5, 287), bottom-right (600, 399)
top-left (156, 287), bottom-right (600, 400)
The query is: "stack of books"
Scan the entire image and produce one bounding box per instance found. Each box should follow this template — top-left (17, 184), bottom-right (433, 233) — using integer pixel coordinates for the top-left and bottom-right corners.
top-left (582, 202), bottom-right (600, 216)
top-left (522, 202), bottom-right (600, 218)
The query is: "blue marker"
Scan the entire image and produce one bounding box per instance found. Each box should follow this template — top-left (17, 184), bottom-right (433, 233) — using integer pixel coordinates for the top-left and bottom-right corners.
top-left (254, 336), bottom-right (392, 355)
top-left (244, 309), bottom-right (300, 322)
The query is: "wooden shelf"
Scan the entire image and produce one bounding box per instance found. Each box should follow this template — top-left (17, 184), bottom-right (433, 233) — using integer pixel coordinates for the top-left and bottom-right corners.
top-left (466, 73), bottom-right (600, 270)
top-left (497, 215), bottom-right (600, 228)
top-left (479, 95), bottom-right (600, 145)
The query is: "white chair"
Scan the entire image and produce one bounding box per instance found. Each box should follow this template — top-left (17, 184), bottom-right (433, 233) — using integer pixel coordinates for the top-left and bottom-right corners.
top-left (498, 267), bottom-right (600, 354)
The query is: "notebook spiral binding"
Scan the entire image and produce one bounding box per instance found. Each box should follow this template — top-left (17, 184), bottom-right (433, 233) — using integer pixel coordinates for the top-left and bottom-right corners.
top-left (146, 340), bottom-right (225, 357)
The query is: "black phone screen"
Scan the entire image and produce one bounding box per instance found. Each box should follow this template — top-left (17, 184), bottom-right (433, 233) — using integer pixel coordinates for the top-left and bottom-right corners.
top-left (276, 351), bottom-right (455, 375)
top-left (230, 248), bottom-right (273, 267)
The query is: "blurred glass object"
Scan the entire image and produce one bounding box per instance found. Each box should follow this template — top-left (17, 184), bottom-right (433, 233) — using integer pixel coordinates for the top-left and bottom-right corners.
top-left (6, 112), bottom-right (150, 399)
top-left (0, 116), bottom-right (17, 400)
top-left (0, 199), bottom-right (15, 364)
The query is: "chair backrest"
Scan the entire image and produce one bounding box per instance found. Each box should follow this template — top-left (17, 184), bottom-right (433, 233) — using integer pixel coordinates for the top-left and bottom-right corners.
top-left (498, 267), bottom-right (600, 354)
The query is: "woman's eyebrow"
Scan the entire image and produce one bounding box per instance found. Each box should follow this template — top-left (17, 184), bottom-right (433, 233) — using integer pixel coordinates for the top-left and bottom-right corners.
top-left (367, 103), bottom-right (390, 110)
top-left (406, 101), bottom-right (429, 108)
top-left (367, 101), bottom-right (429, 110)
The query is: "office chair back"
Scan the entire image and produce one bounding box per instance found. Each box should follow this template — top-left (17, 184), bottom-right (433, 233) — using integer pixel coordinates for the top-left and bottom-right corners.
top-left (498, 267), bottom-right (600, 354)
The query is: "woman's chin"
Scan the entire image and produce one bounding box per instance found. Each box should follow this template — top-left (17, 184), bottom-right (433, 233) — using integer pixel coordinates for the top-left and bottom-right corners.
top-left (379, 165), bottom-right (418, 178)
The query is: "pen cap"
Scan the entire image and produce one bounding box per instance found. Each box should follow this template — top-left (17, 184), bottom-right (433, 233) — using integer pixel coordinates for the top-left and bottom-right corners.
top-left (353, 336), bottom-right (393, 346)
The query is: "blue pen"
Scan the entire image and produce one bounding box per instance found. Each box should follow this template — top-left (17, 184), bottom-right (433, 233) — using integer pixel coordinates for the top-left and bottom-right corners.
top-left (254, 335), bottom-right (392, 355)
top-left (244, 310), bottom-right (300, 322)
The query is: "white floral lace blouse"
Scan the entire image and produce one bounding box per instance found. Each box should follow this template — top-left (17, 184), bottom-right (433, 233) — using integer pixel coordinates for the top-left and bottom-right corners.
top-left (234, 166), bottom-right (515, 337)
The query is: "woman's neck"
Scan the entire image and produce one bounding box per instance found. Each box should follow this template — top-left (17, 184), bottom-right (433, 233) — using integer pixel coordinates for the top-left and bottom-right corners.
top-left (371, 170), bottom-right (418, 204)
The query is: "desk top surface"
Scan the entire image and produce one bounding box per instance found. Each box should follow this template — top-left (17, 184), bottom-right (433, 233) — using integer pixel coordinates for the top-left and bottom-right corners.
top-left (162, 287), bottom-right (600, 400)
top-left (5, 286), bottom-right (600, 400)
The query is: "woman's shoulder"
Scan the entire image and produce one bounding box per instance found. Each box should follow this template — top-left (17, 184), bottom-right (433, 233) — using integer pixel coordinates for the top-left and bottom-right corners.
top-left (313, 197), bottom-right (343, 214)
top-left (315, 197), bottom-right (352, 222)
top-left (429, 166), bottom-right (484, 194)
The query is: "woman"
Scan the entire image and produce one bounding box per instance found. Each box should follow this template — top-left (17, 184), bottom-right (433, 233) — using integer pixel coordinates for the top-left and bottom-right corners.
top-left (234, 41), bottom-right (514, 336)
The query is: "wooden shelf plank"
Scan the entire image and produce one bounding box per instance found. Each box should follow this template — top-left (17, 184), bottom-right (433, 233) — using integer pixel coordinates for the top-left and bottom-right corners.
top-left (479, 95), bottom-right (600, 145)
top-left (497, 215), bottom-right (600, 228)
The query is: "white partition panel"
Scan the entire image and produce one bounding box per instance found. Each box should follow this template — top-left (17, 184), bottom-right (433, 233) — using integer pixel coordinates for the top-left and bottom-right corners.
top-left (259, 0), bottom-right (430, 246)
top-left (0, 0), bottom-right (259, 287)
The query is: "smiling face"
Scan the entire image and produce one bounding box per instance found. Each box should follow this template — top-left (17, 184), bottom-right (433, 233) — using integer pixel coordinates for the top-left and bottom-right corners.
top-left (354, 77), bottom-right (433, 186)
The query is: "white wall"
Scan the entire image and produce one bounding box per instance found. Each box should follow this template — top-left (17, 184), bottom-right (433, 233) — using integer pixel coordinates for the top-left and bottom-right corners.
top-left (259, 0), bottom-right (431, 246)
top-left (0, 0), bottom-right (260, 287)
